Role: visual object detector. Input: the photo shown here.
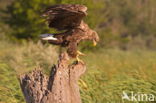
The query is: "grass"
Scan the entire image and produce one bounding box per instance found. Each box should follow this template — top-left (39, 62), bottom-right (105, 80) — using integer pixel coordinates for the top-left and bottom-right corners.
top-left (0, 40), bottom-right (58, 103)
top-left (81, 49), bottom-right (156, 103)
top-left (0, 40), bottom-right (156, 103)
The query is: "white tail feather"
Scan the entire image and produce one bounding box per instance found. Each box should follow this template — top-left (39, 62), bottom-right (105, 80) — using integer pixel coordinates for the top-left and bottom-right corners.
top-left (40, 34), bottom-right (57, 40)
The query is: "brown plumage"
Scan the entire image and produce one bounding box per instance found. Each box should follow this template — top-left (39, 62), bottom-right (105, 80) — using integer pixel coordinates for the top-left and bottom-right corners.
top-left (66, 21), bottom-right (99, 58)
top-left (42, 4), bottom-right (87, 31)
top-left (40, 4), bottom-right (99, 61)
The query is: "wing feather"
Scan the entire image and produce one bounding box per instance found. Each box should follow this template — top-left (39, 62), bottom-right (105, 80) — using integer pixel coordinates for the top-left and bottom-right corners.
top-left (42, 4), bottom-right (87, 30)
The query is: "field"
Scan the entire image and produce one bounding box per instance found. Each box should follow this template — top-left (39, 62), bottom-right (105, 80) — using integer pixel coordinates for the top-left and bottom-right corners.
top-left (0, 40), bottom-right (156, 103)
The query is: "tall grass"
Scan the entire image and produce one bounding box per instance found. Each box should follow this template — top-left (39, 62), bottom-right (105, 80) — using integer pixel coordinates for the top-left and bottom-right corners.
top-left (0, 40), bottom-right (58, 103)
top-left (0, 40), bottom-right (156, 103)
top-left (0, 41), bottom-right (58, 74)
top-left (80, 49), bottom-right (156, 103)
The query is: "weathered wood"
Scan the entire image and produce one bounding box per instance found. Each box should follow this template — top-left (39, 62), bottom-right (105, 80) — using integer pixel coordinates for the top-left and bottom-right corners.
top-left (20, 52), bottom-right (86, 103)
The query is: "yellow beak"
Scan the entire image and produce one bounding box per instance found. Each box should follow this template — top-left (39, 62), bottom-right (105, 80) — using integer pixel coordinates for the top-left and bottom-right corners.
top-left (93, 40), bottom-right (97, 46)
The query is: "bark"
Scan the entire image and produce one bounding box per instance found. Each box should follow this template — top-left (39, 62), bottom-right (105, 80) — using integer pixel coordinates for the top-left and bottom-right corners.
top-left (19, 52), bottom-right (86, 103)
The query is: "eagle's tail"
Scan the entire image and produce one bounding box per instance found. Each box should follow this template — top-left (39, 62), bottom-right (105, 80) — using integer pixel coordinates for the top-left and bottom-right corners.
top-left (40, 34), bottom-right (57, 40)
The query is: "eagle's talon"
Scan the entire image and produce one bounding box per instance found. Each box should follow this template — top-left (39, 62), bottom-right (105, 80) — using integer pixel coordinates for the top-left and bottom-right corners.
top-left (77, 51), bottom-right (85, 56)
top-left (76, 56), bottom-right (84, 63)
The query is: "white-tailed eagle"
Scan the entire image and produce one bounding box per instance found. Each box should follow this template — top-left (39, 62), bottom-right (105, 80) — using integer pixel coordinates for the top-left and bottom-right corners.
top-left (40, 4), bottom-right (99, 62)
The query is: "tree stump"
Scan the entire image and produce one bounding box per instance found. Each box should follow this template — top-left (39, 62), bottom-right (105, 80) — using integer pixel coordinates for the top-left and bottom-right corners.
top-left (19, 52), bottom-right (86, 103)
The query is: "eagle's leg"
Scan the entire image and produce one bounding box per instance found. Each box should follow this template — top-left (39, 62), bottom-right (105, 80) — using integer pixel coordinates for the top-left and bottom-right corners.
top-left (77, 51), bottom-right (85, 56)
top-left (76, 55), bottom-right (84, 63)
top-left (76, 51), bottom-right (85, 63)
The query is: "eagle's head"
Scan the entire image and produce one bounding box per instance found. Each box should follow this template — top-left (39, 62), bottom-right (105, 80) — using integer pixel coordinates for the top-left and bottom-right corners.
top-left (78, 5), bottom-right (87, 15)
top-left (91, 31), bottom-right (99, 46)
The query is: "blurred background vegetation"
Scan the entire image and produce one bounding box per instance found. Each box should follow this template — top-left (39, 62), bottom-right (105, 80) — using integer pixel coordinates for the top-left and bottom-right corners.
top-left (0, 0), bottom-right (156, 103)
top-left (1, 0), bottom-right (156, 50)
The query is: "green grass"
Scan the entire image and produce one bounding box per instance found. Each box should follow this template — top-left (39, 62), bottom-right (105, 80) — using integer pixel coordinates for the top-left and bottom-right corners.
top-left (81, 49), bottom-right (156, 103)
top-left (0, 40), bottom-right (156, 103)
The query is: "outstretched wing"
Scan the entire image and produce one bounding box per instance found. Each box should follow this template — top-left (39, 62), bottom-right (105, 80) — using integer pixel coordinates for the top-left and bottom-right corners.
top-left (42, 4), bottom-right (87, 31)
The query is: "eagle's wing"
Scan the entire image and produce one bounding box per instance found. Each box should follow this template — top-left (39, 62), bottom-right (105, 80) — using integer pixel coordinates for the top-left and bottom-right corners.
top-left (42, 4), bottom-right (87, 31)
